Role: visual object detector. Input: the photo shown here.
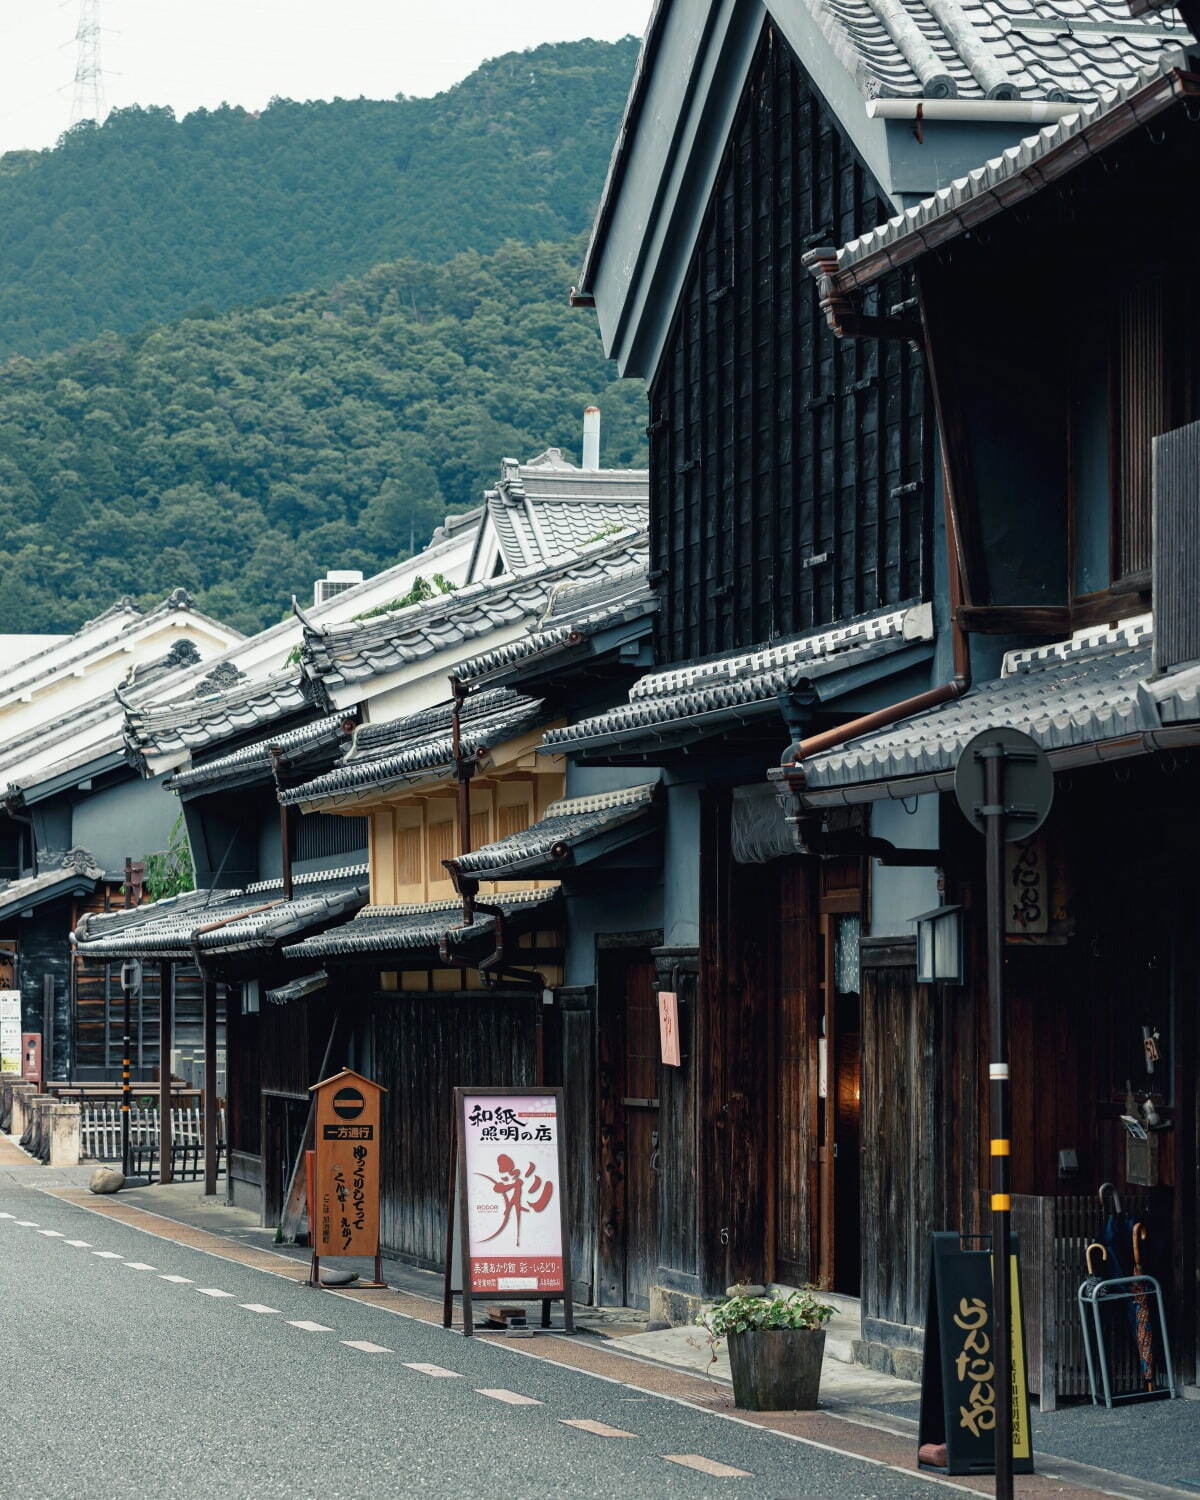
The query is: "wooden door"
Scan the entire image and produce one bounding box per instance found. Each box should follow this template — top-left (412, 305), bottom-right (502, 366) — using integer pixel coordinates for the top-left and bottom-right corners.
top-left (597, 951), bottom-right (661, 1309)
top-left (817, 873), bottom-right (862, 1294)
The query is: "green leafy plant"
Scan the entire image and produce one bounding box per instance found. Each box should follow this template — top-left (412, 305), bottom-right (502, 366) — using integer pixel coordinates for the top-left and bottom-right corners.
top-left (140, 813), bottom-right (195, 901)
top-left (699, 1288), bottom-right (835, 1342)
top-left (353, 571), bottom-right (456, 621)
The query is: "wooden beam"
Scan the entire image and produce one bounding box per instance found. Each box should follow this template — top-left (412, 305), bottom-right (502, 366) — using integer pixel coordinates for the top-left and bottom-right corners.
top-left (956, 605), bottom-right (1072, 636)
top-left (1070, 588), bottom-right (1151, 630)
top-left (202, 974), bottom-right (218, 1196)
top-left (158, 962), bottom-right (173, 1185)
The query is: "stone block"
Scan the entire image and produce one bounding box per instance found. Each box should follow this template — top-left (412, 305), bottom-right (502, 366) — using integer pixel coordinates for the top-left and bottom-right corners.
top-left (49, 1103), bottom-right (81, 1168)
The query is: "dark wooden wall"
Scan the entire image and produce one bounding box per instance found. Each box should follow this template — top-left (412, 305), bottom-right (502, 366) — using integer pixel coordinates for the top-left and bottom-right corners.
top-left (372, 991), bottom-right (538, 1267)
top-left (648, 21), bottom-right (928, 665)
top-left (553, 987), bottom-right (597, 1305)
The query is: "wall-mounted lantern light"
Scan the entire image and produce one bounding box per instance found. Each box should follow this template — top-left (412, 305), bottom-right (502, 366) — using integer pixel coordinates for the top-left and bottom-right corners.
top-left (914, 904), bottom-right (964, 985)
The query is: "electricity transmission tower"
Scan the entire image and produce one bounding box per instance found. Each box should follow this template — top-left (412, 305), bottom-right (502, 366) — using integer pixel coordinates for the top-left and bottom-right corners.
top-left (69, 0), bottom-right (107, 127)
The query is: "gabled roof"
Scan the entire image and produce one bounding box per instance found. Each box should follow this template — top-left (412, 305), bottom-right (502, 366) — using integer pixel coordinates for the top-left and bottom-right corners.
top-left (281, 689), bottom-right (545, 810)
top-left (795, 617), bottom-right (1200, 802)
top-left (283, 887), bottom-right (561, 963)
top-left (297, 531), bottom-right (649, 697)
top-left (166, 712), bottom-right (358, 797)
top-left (448, 783), bottom-right (662, 883)
top-left (72, 866), bottom-right (369, 960)
top-left (0, 848), bottom-right (105, 924)
top-left (452, 557), bottom-right (654, 690)
top-left (473, 448), bottom-right (649, 576)
top-left (577, 0), bottom-right (1192, 378)
top-left (123, 671), bottom-right (319, 772)
top-left (543, 601), bottom-right (934, 759)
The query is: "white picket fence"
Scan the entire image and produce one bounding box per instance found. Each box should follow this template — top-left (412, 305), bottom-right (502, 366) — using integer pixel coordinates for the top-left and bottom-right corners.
top-left (80, 1104), bottom-right (213, 1161)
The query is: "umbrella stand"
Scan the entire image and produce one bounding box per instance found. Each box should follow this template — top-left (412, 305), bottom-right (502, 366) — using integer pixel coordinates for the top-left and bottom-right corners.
top-left (1078, 1274), bottom-right (1177, 1407)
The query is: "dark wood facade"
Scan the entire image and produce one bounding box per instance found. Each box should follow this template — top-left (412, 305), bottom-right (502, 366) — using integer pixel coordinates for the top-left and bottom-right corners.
top-left (648, 24), bottom-right (929, 663)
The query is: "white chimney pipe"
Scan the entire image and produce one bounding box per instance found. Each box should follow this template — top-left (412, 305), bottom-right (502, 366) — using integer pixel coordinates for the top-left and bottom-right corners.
top-left (582, 405), bottom-right (601, 470)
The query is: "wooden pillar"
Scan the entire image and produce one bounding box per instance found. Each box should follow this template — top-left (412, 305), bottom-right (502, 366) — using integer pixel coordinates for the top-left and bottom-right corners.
top-left (202, 972), bottom-right (218, 1196)
top-left (158, 962), bottom-right (173, 1185)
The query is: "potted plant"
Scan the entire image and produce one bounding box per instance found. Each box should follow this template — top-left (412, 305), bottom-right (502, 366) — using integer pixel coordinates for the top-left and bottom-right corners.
top-left (699, 1288), bottom-right (835, 1410)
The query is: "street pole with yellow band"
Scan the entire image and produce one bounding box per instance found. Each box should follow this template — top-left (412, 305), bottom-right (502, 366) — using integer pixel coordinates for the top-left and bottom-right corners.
top-left (984, 745), bottom-right (1013, 1500)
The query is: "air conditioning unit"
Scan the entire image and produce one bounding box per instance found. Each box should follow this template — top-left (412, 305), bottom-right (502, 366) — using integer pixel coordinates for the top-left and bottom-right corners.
top-left (313, 569), bottom-right (365, 606)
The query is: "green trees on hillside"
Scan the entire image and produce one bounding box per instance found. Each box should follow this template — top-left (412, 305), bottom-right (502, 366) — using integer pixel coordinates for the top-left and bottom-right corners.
top-left (0, 38), bottom-right (638, 359)
top-left (0, 241), bottom-right (647, 635)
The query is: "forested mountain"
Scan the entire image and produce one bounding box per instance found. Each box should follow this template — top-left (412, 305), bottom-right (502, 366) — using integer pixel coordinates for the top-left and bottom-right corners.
top-left (0, 37), bottom-right (637, 359)
top-left (0, 239), bottom-right (647, 636)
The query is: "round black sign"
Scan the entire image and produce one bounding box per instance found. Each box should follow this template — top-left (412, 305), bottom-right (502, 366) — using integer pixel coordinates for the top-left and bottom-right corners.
top-left (953, 727), bottom-right (1054, 842)
top-left (332, 1086), bottom-right (366, 1120)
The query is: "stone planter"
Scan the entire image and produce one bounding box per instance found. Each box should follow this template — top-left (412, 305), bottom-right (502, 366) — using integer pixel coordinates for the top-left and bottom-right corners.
top-left (727, 1327), bottom-right (826, 1410)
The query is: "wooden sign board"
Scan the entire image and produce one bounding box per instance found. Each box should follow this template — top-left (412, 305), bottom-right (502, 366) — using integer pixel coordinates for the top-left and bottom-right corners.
top-left (443, 1086), bottom-right (574, 1337)
top-left (307, 1068), bottom-right (386, 1285)
top-left (919, 1232), bottom-right (1033, 1476)
top-left (658, 991), bottom-right (681, 1067)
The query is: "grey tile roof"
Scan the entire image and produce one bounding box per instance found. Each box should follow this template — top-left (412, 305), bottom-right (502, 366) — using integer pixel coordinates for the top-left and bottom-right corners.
top-left (280, 690), bottom-right (544, 808)
top-left (452, 558), bottom-right (654, 688)
top-left (72, 866), bottom-right (369, 960)
top-left (449, 783), bottom-right (661, 882)
top-left (802, 0), bottom-right (1191, 102)
top-left (0, 848), bottom-right (104, 924)
top-left (123, 671), bottom-right (319, 763)
top-left (283, 887), bottom-right (560, 961)
top-left (544, 602), bottom-right (934, 755)
top-left (827, 58), bottom-right (1190, 289)
top-left (265, 969), bottom-right (328, 1005)
top-left (799, 618), bottom-right (1200, 798)
top-left (484, 449), bottom-right (649, 573)
top-left (166, 712), bottom-right (357, 795)
top-left (299, 532), bottom-right (649, 692)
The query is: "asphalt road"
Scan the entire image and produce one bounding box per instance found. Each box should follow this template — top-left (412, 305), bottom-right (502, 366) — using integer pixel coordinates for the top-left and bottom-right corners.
top-left (0, 1180), bottom-right (973, 1500)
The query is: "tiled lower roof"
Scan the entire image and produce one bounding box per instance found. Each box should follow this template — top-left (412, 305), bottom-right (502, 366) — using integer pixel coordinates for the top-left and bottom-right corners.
top-left (124, 671), bottom-right (318, 763)
top-left (72, 867), bottom-right (369, 960)
top-left (449, 783), bottom-right (660, 882)
top-left (299, 532), bottom-right (648, 691)
top-left (0, 848), bottom-right (104, 924)
top-left (452, 561), bottom-right (653, 688)
top-left (265, 969), bottom-right (328, 1005)
top-left (543, 603), bottom-right (933, 755)
top-left (283, 887), bottom-right (560, 961)
top-left (797, 628), bottom-right (1200, 801)
top-left (167, 713), bottom-right (357, 794)
top-left (281, 691), bottom-right (543, 808)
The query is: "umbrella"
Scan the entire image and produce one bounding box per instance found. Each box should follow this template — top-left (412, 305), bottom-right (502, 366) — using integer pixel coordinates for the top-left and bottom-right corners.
top-left (1131, 1222), bottom-right (1156, 1391)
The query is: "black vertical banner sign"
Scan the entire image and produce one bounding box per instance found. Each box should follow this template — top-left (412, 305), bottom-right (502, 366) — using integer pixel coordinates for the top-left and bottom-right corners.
top-left (919, 1232), bottom-right (1034, 1476)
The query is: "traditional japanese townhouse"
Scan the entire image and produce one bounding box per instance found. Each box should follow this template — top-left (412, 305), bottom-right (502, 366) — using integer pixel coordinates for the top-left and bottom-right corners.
top-left (783, 53), bottom-right (1200, 1394)
top-left (0, 590), bottom-right (243, 1080)
top-left (73, 667), bottom-right (373, 1203)
top-left (270, 530), bottom-right (651, 1277)
top-left (561, 0), bottom-right (1189, 1329)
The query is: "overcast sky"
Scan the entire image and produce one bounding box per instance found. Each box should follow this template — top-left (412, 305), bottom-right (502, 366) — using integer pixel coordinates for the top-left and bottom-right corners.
top-left (0, 1), bottom-right (653, 156)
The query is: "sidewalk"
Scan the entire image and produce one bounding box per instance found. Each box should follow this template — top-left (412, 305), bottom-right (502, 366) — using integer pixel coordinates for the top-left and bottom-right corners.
top-left (54, 1182), bottom-right (1200, 1500)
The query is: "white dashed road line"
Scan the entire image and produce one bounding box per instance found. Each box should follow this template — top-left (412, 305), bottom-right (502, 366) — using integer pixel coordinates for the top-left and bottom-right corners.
top-left (64, 1239), bottom-right (92, 1248)
top-left (159, 1275), bottom-right (192, 1284)
top-left (404, 1363), bottom-right (460, 1378)
top-left (37, 1229), bottom-right (65, 1237)
top-left (0, 1212), bottom-right (14, 1219)
top-left (341, 1340), bottom-right (392, 1354)
top-left (124, 1262), bottom-right (156, 1271)
top-left (664, 1455), bottom-right (752, 1478)
top-left (92, 1250), bottom-right (123, 1259)
top-left (287, 1320), bottom-right (333, 1333)
top-left (239, 1303), bottom-right (280, 1314)
top-left (196, 1288), bottom-right (234, 1299)
top-left (560, 1420), bottom-right (636, 1439)
top-left (476, 1389), bottom-right (541, 1406)
top-left (14, 1220), bottom-right (39, 1227)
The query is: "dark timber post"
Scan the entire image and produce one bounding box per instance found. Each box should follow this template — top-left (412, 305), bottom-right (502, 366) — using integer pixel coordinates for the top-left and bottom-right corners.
top-left (158, 962), bottom-right (173, 1185)
top-left (202, 972), bottom-right (218, 1196)
top-left (983, 747), bottom-right (1013, 1500)
top-left (955, 727), bottom-right (1051, 1500)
